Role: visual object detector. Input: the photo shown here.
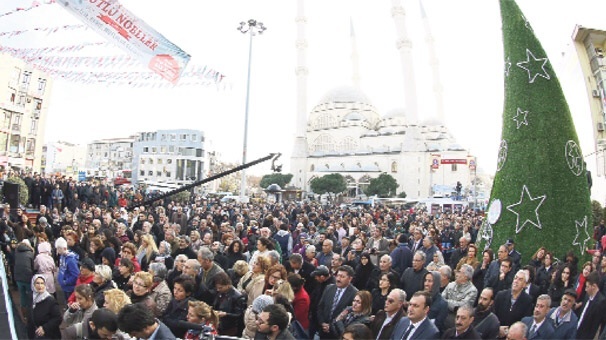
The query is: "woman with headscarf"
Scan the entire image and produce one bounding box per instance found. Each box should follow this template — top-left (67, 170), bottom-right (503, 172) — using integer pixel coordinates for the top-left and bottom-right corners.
top-left (426, 250), bottom-right (446, 272)
top-left (91, 264), bottom-right (115, 308)
top-left (352, 252), bottom-right (374, 290)
top-left (156, 240), bottom-right (174, 270)
top-left (34, 241), bottom-right (56, 297)
top-left (28, 274), bottom-right (61, 339)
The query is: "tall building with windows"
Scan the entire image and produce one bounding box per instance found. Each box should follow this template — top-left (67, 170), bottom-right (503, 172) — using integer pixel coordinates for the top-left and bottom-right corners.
top-left (0, 54), bottom-right (52, 172)
top-left (132, 129), bottom-right (205, 187)
top-left (85, 136), bottom-right (136, 178)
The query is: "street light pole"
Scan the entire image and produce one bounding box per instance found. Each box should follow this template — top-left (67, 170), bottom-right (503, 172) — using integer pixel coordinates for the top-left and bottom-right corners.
top-left (237, 19), bottom-right (266, 203)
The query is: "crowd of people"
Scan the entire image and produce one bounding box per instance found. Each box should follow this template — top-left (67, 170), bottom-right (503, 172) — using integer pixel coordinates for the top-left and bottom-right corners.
top-left (1, 173), bottom-right (606, 339)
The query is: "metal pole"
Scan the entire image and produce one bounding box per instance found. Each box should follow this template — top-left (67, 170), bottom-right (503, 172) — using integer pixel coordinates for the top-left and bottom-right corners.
top-left (240, 30), bottom-right (253, 202)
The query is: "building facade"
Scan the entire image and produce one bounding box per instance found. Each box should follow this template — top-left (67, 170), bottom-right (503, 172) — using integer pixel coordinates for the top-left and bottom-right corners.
top-left (0, 54), bottom-right (52, 172)
top-left (85, 136), bottom-right (136, 178)
top-left (42, 141), bottom-right (86, 176)
top-left (132, 129), bottom-right (205, 187)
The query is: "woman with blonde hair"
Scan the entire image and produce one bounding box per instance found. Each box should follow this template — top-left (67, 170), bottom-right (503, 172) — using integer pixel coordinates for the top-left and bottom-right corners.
top-left (237, 255), bottom-right (271, 305)
top-left (136, 234), bottom-right (159, 272)
top-left (103, 288), bottom-right (131, 314)
top-left (456, 243), bottom-right (480, 271)
top-left (184, 300), bottom-right (220, 339)
top-left (127, 271), bottom-right (157, 312)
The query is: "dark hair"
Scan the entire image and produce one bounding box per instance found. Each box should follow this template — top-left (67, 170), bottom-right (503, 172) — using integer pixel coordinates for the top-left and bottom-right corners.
top-left (342, 323), bottom-right (373, 340)
top-left (257, 237), bottom-right (275, 251)
top-left (412, 290), bottom-right (432, 308)
top-left (214, 272), bottom-right (232, 287)
top-left (554, 263), bottom-right (573, 288)
top-left (483, 249), bottom-right (494, 263)
top-left (522, 265), bottom-right (536, 283)
top-left (117, 304), bottom-right (155, 333)
top-left (263, 304), bottom-right (289, 331)
top-left (173, 276), bottom-right (196, 294)
top-left (586, 270), bottom-right (600, 286)
top-left (337, 265), bottom-right (355, 277)
top-left (382, 272), bottom-right (399, 290)
top-left (287, 273), bottom-right (305, 292)
top-left (228, 239), bottom-right (244, 255)
top-left (119, 258), bottom-right (135, 272)
top-left (91, 308), bottom-right (118, 332)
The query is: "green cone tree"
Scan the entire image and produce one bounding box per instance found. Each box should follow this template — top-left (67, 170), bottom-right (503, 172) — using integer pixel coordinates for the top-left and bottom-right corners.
top-left (479, 0), bottom-right (592, 263)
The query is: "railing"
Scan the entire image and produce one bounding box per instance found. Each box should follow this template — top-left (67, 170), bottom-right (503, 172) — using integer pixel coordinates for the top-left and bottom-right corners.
top-left (0, 252), bottom-right (18, 339)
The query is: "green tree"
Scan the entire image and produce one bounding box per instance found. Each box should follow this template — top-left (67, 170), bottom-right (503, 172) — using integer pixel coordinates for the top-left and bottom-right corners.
top-left (3, 176), bottom-right (29, 207)
top-left (169, 190), bottom-right (191, 205)
top-left (365, 173), bottom-right (399, 198)
top-left (397, 191), bottom-right (407, 199)
top-left (259, 173), bottom-right (293, 189)
top-left (592, 200), bottom-right (603, 226)
top-left (310, 173), bottom-right (347, 195)
top-left (480, 0), bottom-right (592, 262)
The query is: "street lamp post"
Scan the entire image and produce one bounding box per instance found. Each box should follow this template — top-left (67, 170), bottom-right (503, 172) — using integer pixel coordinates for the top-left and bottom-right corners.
top-left (237, 19), bottom-right (266, 203)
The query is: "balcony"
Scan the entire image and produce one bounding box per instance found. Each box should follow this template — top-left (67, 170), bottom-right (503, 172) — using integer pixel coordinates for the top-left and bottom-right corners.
top-left (11, 124), bottom-right (21, 132)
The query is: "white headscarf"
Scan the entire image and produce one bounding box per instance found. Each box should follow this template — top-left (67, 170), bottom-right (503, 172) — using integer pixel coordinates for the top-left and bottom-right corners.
top-left (31, 274), bottom-right (51, 309)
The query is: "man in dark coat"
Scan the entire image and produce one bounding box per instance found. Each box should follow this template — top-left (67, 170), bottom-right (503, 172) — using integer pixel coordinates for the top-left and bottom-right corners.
top-left (391, 291), bottom-right (439, 340)
top-left (118, 303), bottom-right (176, 339)
top-left (493, 270), bottom-right (533, 336)
top-left (309, 265), bottom-right (335, 339)
top-left (390, 234), bottom-right (413, 276)
top-left (441, 305), bottom-right (482, 339)
top-left (284, 253), bottom-right (316, 295)
top-left (521, 294), bottom-right (555, 340)
top-left (371, 288), bottom-right (407, 339)
top-left (400, 250), bottom-right (428, 301)
top-left (576, 271), bottom-right (606, 340)
top-left (317, 265), bottom-right (358, 339)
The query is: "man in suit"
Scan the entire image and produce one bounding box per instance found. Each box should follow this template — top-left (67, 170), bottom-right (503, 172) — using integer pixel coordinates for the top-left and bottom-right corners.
top-left (284, 253), bottom-right (316, 295)
top-left (547, 289), bottom-right (578, 339)
top-left (400, 251), bottom-right (428, 301)
top-left (522, 265), bottom-right (540, 304)
top-left (494, 270), bottom-right (533, 337)
top-left (117, 303), bottom-right (176, 339)
top-left (521, 294), bottom-right (555, 339)
top-left (409, 227), bottom-right (423, 254)
top-left (505, 238), bottom-right (521, 271)
top-left (317, 265), bottom-right (358, 339)
top-left (441, 305), bottom-right (482, 339)
top-left (391, 291), bottom-right (440, 340)
top-left (371, 288), bottom-right (407, 339)
top-left (391, 234), bottom-right (413, 276)
top-left (576, 271), bottom-right (606, 340)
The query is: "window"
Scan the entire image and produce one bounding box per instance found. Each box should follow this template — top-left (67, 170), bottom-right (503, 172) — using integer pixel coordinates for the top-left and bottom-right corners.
top-left (140, 170), bottom-right (145, 176)
top-left (167, 159), bottom-right (173, 164)
top-left (9, 92), bottom-right (15, 103)
top-left (152, 147), bottom-right (157, 153)
top-left (22, 71), bottom-right (31, 84)
top-left (149, 158), bottom-right (154, 164)
top-left (156, 171), bottom-right (162, 177)
top-left (160, 134), bottom-right (166, 141)
top-left (451, 164), bottom-right (458, 171)
top-left (11, 67), bottom-right (20, 83)
top-left (169, 146), bottom-right (174, 153)
top-left (165, 171), bottom-right (171, 177)
top-left (143, 147), bottom-right (149, 153)
top-left (29, 119), bottom-right (37, 135)
top-left (170, 134), bottom-right (176, 141)
top-left (37, 78), bottom-right (46, 93)
top-left (310, 164), bottom-right (315, 171)
top-left (391, 162), bottom-right (398, 173)
top-left (148, 171), bottom-right (153, 176)
top-left (140, 159), bottom-right (145, 164)
top-left (157, 159), bottom-right (163, 164)
top-left (181, 134), bottom-right (187, 140)
top-left (160, 146), bottom-right (166, 153)
top-left (191, 134), bottom-right (197, 141)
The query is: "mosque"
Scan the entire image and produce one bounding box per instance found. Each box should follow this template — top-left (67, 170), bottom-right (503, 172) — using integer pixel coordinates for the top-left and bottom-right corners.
top-left (289, 1), bottom-right (482, 200)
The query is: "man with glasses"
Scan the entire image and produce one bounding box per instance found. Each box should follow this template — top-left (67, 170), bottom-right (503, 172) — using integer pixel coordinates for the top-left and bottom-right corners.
top-left (254, 304), bottom-right (295, 340)
top-left (370, 288), bottom-right (407, 339)
top-left (484, 245), bottom-right (510, 290)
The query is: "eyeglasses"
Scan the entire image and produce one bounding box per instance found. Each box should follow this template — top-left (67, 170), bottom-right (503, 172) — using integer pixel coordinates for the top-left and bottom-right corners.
top-left (133, 281), bottom-right (147, 288)
top-left (386, 298), bottom-right (396, 303)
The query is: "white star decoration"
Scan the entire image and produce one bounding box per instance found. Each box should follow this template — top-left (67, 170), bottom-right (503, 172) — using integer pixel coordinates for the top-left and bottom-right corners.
top-left (513, 108), bottom-right (529, 129)
top-left (572, 216), bottom-right (591, 254)
top-left (506, 185), bottom-right (547, 234)
top-left (521, 14), bottom-right (533, 31)
top-left (505, 57), bottom-right (512, 77)
top-left (565, 140), bottom-right (584, 176)
top-left (516, 49), bottom-right (550, 83)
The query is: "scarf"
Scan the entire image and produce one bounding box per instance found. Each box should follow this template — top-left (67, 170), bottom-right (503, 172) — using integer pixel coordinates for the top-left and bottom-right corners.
top-left (32, 274), bottom-right (51, 309)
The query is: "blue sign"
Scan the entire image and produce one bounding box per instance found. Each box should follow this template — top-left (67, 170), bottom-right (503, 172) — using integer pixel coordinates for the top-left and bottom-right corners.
top-left (78, 171), bottom-right (86, 182)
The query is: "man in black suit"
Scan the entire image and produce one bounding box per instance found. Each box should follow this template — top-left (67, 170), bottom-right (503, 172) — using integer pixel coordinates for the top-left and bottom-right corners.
top-left (371, 288), bottom-right (407, 339)
top-left (494, 270), bottom-right (533, 337)
top-left (522, 265), bottom-right (540, 304)
top-left (117, 303), bottom-right (176, 339)
top-left (521, 294), bottom-right (555, 340)
top-left (441, 305), bottom-right (481, 339)
top-left (576, 271), bottom-right (606, 340)
top-left (505, 238), bottom-right (521, 271)
top-left (317, 265), bottom-right (358, 339)
top-left (284, 253), bottom-right (316, 295)
top-left (390, 291), bottom-right (439, 340)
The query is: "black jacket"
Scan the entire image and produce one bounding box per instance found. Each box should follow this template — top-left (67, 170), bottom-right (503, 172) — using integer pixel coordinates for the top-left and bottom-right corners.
top-left (213, 287), bottom-right (246, 336)
top-left (493, 289), bottom-right (533, 327)
top-left (161, 296), bottom-right (192, 338)
top-left (28, 296), bottom-right (62, 340)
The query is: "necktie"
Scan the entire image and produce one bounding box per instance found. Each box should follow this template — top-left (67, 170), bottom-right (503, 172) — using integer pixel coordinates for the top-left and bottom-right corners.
top-left (331, 288), bottom-right (342, 315)
top-left (529, 324), bottom-right (537, 338)
top-left (578, 298), bottom-right (592, 329)
top-left (402, 324), bottom-right (415, 340)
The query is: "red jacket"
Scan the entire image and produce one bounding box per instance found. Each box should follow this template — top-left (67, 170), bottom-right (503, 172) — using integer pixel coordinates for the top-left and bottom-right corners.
top-left (292, 287), bottom-right (311, 330)
top-left (67, 273), bottom-right (94, 304)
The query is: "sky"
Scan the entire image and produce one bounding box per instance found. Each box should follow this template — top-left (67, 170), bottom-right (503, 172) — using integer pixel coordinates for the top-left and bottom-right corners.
top-left (1, 0), bottom-right (606, 201)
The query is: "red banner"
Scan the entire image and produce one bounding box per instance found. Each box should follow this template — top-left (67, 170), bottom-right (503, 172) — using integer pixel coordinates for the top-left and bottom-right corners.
top-left (441, 159), bottom-right (467, 165)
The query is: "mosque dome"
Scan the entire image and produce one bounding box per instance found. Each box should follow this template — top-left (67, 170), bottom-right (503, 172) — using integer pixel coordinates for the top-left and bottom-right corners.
top-left (343, 111), bottom-right (366, 121)
top-left (420, 117), bottom-right (444, 127)
top-left (317, 85), bottom-right (372, 106)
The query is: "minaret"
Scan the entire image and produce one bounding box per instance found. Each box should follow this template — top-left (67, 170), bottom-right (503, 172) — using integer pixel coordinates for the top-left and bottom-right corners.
top-left (350, 18), bottom-right (360, 88)
top-left (391, 0), bottom-right (418, 122)
top-left (290, 0), bottom-right (309, 190)
top-left (420, 0), bottom-right (444, 123)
